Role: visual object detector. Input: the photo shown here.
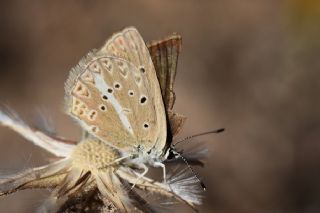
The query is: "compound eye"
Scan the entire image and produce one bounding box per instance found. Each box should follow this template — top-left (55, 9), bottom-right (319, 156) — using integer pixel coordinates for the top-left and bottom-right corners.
top-left (167, 150), bottom-right (176, 160)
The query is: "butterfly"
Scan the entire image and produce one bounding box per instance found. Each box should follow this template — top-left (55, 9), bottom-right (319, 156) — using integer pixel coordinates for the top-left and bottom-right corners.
top-left (64, 27), bottom-right (186, 182)
top-left (0, 27), bottom-right (215, 212)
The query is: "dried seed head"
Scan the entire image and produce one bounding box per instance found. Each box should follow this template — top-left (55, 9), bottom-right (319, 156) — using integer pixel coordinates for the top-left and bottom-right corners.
top-left (71, 139), bottom-right (120, 170)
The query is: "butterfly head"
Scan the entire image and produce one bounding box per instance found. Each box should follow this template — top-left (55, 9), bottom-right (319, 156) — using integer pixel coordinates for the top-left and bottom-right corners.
top-left (165, 143), bottom-right (180, 160)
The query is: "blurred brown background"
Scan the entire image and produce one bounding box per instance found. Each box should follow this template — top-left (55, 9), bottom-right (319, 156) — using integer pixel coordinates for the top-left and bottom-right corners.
top-left (0, 0), bottom-right (320, 212)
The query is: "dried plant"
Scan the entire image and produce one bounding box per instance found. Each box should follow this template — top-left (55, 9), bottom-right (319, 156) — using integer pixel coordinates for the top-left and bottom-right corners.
top-left (0, 109), bottom-right (204, 212)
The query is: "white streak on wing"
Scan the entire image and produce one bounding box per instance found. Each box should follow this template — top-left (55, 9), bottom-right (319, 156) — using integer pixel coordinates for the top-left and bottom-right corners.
top-left (93, 73), bottom-right (134, 135)
top-left (0, 110), bottom-right (74, 157)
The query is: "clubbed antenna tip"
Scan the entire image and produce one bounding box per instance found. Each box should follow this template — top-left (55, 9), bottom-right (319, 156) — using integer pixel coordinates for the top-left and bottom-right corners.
top-left (217, 128), bottom-right (225, 133)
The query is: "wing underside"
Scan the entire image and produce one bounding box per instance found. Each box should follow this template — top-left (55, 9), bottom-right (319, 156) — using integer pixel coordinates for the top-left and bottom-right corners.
top-left (65, 27), bottom-right (167, 152)
top-left (147, 34), bottom-right (187, 138)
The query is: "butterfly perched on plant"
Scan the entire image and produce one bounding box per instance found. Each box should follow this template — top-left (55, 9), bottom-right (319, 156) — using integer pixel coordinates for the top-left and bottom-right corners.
top-left (64, 27), bottom-right (184, 183)
top-left (0, 27), bottom-right (223, 212)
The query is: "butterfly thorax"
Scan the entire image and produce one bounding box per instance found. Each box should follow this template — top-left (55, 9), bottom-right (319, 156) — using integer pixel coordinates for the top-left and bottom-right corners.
top-left (127, 143), bottom-right (166, 165)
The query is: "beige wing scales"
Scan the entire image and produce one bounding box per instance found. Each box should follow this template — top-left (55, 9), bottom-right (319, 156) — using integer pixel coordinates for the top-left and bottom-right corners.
top-left (65, 27), bottom-right (167, 152)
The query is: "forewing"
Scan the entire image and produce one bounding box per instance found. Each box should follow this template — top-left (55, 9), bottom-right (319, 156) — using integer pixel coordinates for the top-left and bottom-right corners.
top-left (147, 34), bottom-right (182, 110)
top-left (65, 27), bottom-right (167, 152)
top-left (147, 35), bottom-right (186, 137)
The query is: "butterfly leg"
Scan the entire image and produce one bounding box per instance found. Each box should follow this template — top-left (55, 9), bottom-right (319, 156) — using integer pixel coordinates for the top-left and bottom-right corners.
top-left (153, 162), bottom-right (166, 184)
top-left (131, 164), bottom-right (148, 189)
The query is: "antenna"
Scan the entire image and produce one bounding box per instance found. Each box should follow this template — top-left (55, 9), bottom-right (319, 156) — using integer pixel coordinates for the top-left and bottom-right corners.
top-left (174, 128), bottom-right (225, 147)
top-left (172, 149), bottom-right (206, 190)
top-left (169, 128), bottom-right (225, 190)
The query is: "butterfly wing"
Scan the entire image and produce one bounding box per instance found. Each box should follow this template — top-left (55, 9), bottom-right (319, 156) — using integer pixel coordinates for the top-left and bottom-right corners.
top-left (147, 34), bottom-right (187, 137)
top-left (167, 111), bottom-right (187, 137)
top-left (65, 27), bottom-right (167, 153)
top-left (147, 34), bottom-right (181, 110)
